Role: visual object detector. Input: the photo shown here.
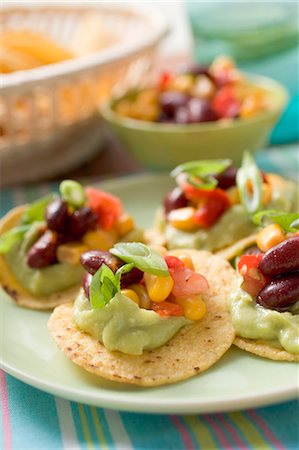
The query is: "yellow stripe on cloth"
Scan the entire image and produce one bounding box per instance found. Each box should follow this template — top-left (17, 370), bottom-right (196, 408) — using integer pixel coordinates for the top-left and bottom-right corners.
top-left (184, 415), bottom-right (218, 449)
top-left (90, 407), bottom-right (108, 450)
top-left (78, 404), bottom-right (94, 450)
top-left (228, 411), bottom-right (272, 450)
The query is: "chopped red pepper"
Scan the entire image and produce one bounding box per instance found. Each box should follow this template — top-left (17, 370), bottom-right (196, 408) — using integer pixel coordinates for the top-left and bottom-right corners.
top-left (192, 188), bottom-right (231, 228)
top-left (85, 187), bottom-right (122, 230)
top-left (238, 254), bottom-right (269, 297)
top-left (158, 71), bottom-right (173, 91)
top-left (151, 300), bottom-right (183, 317)
top-left (212, 86), bottom-right (240, 119)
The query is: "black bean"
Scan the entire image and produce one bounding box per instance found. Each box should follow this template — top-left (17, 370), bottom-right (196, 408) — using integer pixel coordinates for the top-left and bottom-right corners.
top-left (256, 272), bottom-right (299, 311)
top-left (258, 236), bottom-right (299, 278)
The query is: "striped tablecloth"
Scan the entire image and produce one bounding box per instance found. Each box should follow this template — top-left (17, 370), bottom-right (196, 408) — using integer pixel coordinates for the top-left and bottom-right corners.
top-left (1, 146), bottom-right (298, 450)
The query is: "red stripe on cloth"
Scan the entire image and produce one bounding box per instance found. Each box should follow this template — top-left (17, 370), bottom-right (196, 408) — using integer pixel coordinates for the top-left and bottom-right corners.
top-left (247, 410), bottom-right (286, 450)
top-left (171, 415), bottom-right (195, 449)
top-left (0, 371), bottom-right (12, 450)
top-left (215, 413), bottom-right (249, 450)
top-left (205, 415), bottom-right (234, 449)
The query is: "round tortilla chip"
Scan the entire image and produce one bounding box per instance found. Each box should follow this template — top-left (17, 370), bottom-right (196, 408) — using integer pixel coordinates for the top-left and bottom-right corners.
top-left (0, 205), bottom-right (81, 310)
top-left (234, 337), bottom-right (299, 362)
top-left (48, 250), bottom-right (237, 386)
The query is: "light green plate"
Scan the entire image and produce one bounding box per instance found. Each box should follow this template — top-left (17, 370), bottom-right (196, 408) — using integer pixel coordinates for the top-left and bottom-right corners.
top-left (0, 174), bottom-right (298, 414)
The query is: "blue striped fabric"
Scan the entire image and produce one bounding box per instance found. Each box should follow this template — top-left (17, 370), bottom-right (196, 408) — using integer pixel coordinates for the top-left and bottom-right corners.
top-left (1, 146), bottom-right (298, 450)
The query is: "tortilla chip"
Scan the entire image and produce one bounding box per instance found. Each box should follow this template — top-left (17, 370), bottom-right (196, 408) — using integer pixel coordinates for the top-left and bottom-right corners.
top-left (216, 234), bottom-right (257, 261)
top-left (234, 337), bottom-right (299, 362)
top-left (48, 250), bottom-right (237, 386)
top-left (0, 206), bottom-right (81, 310)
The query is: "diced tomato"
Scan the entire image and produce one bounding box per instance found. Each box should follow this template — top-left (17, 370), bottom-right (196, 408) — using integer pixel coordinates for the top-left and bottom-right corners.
top-left (85, 187), bottom-right (123, 230)
top-left (164, 255), bottom-right (184, 274)
top-left (193, 190), bottom-right (230, 228)
top-left (151, 301), bottom-right (183, 317)
top-left (237, 254), bottom-right (269, 297)
top-left (170, 267), bottom-right (209, 298)
top-left (212, 86), bottom-right (240, 119)
top-left (158, 71), bottom-right (173, 91)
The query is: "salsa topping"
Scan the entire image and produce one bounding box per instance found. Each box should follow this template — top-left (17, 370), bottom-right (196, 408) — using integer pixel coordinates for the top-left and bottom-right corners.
top-left (164, 154), bottom-right (268, 230)
top-left (0, 180), bottom-right (134, 270)
top-left (80, 243), bottom-right (209, 320)
top-left (238, 225), bottom-right (299, 311)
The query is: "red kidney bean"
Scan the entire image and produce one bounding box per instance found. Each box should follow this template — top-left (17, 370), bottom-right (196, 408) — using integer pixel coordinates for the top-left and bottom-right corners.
top-left (213, 166), bottom-right (237, 190)
top-left (26, 230), bottom-right (58, 268)
top-left (120, 267), bottom-right (143, 288)
top-left (45, 199), bottom-right (69, 232)
top-left (82, 272), bottom-right (92, 300)
top-left (258, 236), bottom-right (299, 278)
top-left (175, 98), bottom-right (218, 124)
top-left (159, 91), bottom-right (190, 118)
top-left (67, 207), bottom-right (98, 239)
top-left (80, 250), bottom-right (122, 274)
top-left (80, 250), bottom-right (143, 288)
top-left (164, 187), bottom-right (188, 214)
top-left (256, 272), bottom-right (299, 311)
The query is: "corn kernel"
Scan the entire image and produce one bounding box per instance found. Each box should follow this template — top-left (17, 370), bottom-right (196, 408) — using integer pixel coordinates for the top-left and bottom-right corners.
top-left (256, 224), bottom-right (286, 252)
top-left (121, 289), bottom-right (140, 306)
top-left (143, 273), bottom-right (174, 302)
top-left (168, 207), bottom-right (197, 231)
top-left (115, 213), bottom-right (135, 237)
top-left (176, 253), bottom-right (195, 270)
top-left (226, 186), bottom-right (240, 205)
top-left (169, 74), bottom-right (194, 93)
top-left (262, 182), bottom-right (272, 206)
top-left (83, 229), bottom-right (116, 251)
top-left (174, 295), bottom-right (206, 321)
top-left (266, 173), bottom-right (286, 188)
top-left (57, 243), bottom-right (89, 265)
top-left (130, 283), bottom-right (151, 309)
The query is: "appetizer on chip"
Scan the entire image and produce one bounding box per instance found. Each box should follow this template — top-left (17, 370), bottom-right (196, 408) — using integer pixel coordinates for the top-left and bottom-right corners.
top-left (0, 180), bottom-right (142, 309)
top-left (154, 153), bottom-right (298, 253)
top-left (229, 211), bottom-right (299, 361)
top-left (48, 243), bottom-right (237, 386)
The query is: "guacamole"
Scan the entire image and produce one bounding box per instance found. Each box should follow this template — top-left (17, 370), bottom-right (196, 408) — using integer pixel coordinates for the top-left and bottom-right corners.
top-left (4, 223), bottom-right (83, 296)
top-left (230, 286), bottom-right (299, 354)
top-left (73, 290), bottom-right (190, 355)
top-left (161, 181), bottom-right (298, 252)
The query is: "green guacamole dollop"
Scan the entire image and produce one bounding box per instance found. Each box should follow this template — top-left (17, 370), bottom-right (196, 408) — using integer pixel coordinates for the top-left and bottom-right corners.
top-left (4, 223), bottom-right (83, 296)
top-left (230, 286), bottom-right (299, 354)
top-left (73, 289), bottom-right (190, 355)
top-left (161, 181), bottom-right (298, 252)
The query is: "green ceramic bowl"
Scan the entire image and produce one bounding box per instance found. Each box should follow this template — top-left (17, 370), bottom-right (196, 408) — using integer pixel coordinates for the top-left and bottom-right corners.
top-left (101, 74), bottom-right (288, 169)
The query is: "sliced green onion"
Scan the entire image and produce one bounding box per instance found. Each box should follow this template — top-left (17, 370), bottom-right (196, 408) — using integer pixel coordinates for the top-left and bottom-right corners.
top-left (0, 225), bottom-right (31, 253)
top-left (21, 194), bottom-right (56, 225)
top-left (90, 264), bottom-right (118, 309)
top-left (236, 151), bottom-right (263, 215)
top-left (253, 210), bottom-right (299, 232)
top-left (89, 262), bottom-right (134, 309)
top-left (115, 263), bottom-right (134, 289)
top-left (110, 242), bottom-right (169, 276)
top-left (171, 159), bottom-right (232, 190)
top-left (60, 180), bottom-right (86, 209)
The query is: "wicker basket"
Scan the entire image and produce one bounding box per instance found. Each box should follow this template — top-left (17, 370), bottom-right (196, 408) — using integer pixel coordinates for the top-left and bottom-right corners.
top-left (0, 5), bottom-right (167, 185)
